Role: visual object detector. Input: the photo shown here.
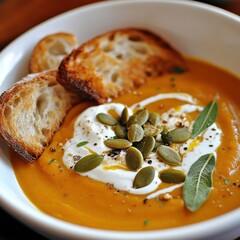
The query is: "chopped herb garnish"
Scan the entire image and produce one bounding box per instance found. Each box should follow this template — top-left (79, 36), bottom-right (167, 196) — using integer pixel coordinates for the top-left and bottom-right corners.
top-left (170, 77), bottom-right (176, 87)
top-left (155, 87), bottom-right (161, 90)
top-left (224, 178), bottom-right (230, 185)
top-left (173, 66), bottom-right (186, 74)
top-left (111, 136), bottom-right (119, 139)
top-left (48, 159), bottom-right (56, 165)
top-left (144, 219), bottom-right (151, 226)
top-left (76, 141), bottom-right (89, 147)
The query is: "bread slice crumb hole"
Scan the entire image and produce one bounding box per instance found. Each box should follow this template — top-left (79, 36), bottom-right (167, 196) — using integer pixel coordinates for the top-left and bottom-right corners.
top-left (85, 45), bottom-right (95, 53)
top-left (116, 54), bottom-right (123, 59)
top-left (13, 97), bottom-right (21, 105)
top-left (111, 72), bottom-right (119, 83)
top-left (102, 45), bottom-right (113, 53)
top-left (131, 45), bottom-right (148, 55)
top-left (47, 111), bottom-right (54, 118)
top-left (48, 81), bottom-right (57, 87)
top-left (41, 128), bottom-right (50, 137)
top-left (40, 139), bottom-right (48, 147)
top-left (49, 40), bottom-right (69, 56)
top-left (36, 95), bottom-right (47, 117)
top-left (128, 36), bottom-right (143, 42)
top-left (4, 106), bottom-right (12, 118)
top-left (20, 91), bottom-right (27, 98)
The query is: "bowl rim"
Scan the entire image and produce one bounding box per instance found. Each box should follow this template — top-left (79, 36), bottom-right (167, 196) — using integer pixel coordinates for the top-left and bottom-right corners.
top-left (0, 0), bottom-right (240, 239)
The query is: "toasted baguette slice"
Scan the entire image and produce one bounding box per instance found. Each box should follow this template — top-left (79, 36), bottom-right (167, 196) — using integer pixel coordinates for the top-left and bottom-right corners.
top-left (0, 70), bottom-right (74, 162)
top-left (30, 32), bottom-right (78, 73)
top-left (57, 28), bottom-right (188, 103)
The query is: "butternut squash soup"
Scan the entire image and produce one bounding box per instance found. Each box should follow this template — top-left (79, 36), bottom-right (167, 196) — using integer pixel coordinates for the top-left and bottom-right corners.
top-left (10, 58), bottom-right (240, 231)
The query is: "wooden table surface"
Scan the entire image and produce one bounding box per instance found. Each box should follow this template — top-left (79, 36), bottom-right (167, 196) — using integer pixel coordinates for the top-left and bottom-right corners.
top-left (0, 0), bottom-right (239, 239)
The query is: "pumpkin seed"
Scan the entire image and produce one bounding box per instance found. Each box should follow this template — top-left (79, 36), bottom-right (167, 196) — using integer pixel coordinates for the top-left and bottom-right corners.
top-left (126, 115), bottom-right (138, 128)
top-left (153, 140), bottom-right (164, 151)
top-left (104, 139), bottom-right (132, 149)
top-left (74, 154), bottom-right (104, 173)
top-left (156, 145), bottom-right (181, 165)
top-left (135, 109), bottom-right (149, 125)
top-left (127, 109), bottom-right (149, 127)
top-left (114, 124), bottom-right (127, 139)
top-left (134, 136), bottom-right (155, 159)
top-left (161, 132), bottom-right (173, 145)
top-left (126, 147), bottom-right (143, 171)
top-left (120, 107), bottom-right (129, 125)
top-left (165, 127), bottom-right (191, 143)
top-left (144, 122), bottom-right (161, 137)
top-left (128, 124), bottom-right (144, 142)
top-left (133, 166), bottom-right (155, 189)
top-left (96, 113), bottom-right (118, 126)
top-left (148, 112), bottom-right (160, 126)
top-left (159, 169), bottom-right (186, 183)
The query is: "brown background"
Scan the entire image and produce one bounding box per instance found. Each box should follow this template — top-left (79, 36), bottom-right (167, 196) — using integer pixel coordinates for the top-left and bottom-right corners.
top-left (0, 0), bottom-right (239, 239)
top-left (0, 0), bottom-right (240, 50)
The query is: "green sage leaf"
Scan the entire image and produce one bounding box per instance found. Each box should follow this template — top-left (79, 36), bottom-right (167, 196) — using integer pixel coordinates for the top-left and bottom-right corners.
top-left (192, 100), bottom-right (218, 138)
top-left (183, 153), bottom-right (216, 212)
top-left (76, 141), bottom-right (89, 147)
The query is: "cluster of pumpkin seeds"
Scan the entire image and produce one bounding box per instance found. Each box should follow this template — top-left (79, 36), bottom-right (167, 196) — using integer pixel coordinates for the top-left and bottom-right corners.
top-left (94, 106), bottom-right (192, 189)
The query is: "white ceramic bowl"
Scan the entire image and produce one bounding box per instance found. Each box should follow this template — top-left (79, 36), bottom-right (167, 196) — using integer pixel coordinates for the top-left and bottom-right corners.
top-left (0, 1), bottom-right (240, 239)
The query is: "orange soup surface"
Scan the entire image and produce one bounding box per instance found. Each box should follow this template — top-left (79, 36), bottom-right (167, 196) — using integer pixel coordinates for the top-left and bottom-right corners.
top-left (10, 58), bottom-right (240, 230)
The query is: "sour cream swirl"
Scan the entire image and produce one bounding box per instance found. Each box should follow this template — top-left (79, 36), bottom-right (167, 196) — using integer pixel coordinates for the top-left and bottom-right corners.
top-left (63, 93), bottom-right (222, 198)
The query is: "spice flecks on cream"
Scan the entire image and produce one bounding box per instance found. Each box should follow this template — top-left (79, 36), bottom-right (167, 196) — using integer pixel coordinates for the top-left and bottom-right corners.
top-left (62, 93), bottom-right (222, 197)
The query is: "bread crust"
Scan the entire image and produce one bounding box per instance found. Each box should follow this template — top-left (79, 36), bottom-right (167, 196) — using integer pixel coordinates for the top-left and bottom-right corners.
top-left (0, 70), bottom-right (74, 162)
top-left (57, 28), bottom-right (188, 103)
top-left (1, 28), bottom-right (188, 162)
top-left (30, 32), bottom-right (78, 73)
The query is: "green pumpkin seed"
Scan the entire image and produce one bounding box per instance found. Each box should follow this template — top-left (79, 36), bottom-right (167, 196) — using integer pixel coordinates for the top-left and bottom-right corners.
top-left (96, 113), bottom-right (118, 126)
top-left (134, 136), bottom-right (155, 159)
top-left (143, 122), bottom-right (161, 137)
top-left (156, 145), bottom-right (181, 165)
top-left (161, 132), bottom-right (173, 145)
top-left (168, 127), bottom-right (191, 143)
top-left (127, 109), bottom-right (149, 127)
top-left (126, 115), bottom-right (138, 128)
top-left (74, 154), bottom-right (104, 173)
top-left (133, 166), bottom-right (155, 189)
top-left (128, 124), bottom-right (144, 142)
top-left (159, 169), bottom-right (186, 183)
top-left (104, 139), bottom-right (132, 149)
top-left (114, 124), bottom-right (127, 139)
top-left (153, 140), bottom-right (164, 151)
top-left (120, 107), bottom-right (129, 125)
top-left (148, 112), bottom-right (160, 126)
top-left (135, 109), bottom-right (149, 125)
top-left (126, 147), bottom-right (143, 171)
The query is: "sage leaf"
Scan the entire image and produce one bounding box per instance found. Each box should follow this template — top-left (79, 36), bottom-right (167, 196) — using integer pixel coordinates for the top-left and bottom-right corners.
top-left (192, 100), bottom-right (218, 138)
top-left (76, 141), bottom-right (89, 147)
top-left (183, 153), bottom-right (216, 212)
